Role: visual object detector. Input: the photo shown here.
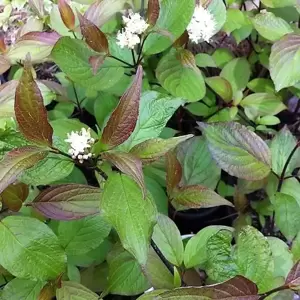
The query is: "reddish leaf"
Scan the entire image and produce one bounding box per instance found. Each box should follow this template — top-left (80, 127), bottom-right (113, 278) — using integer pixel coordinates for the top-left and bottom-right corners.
top-left (0, 183), bottom-right (29, 212)
top-left (173, 185), bottom-right (234, 209)
top-left (101, 65), bottom-right (143, 148)
top-left (0, 35), bottom-right (6, 53)
top-left (0, 146), bottom-right (47, 194)
top-left (285, 261), bottom-right (300, 290)
top-left (166, 151), bottom-right (182, 196)
top-left (30, 184), bottom-right (101, 220)
top-left (78, 12), bottom-right (109, 54)
top-left (15, 55), bottom-right (53, 147)
top-left (18, 31), bottom-right (61, 44)
top-left (58, 0), bottom-right (75, 31)
top-left (174, 30), bottom-right (189, 48)
top-left (157, 275), bottom-right (259, 299)
top-left (38, 282), bottom-right (56, 300)
top-left (89, 55), bottom-right (105, 75)
top-left (101, 151), bottom-right (146, 197)
top-left (147, 0), bottom-right (160, 25)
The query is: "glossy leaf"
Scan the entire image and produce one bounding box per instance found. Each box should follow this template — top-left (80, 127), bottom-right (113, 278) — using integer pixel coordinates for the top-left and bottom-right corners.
top-left (285, 261), bottom-right (300, 290)
top-left (130, 135), bottom-right (193, 163)
top-left (56, 281), bottom-right (98, 299)
top-left (0, 216), bottom-right (66, 280)
top-left (143, 0), bottom-right (195, 55)
top-left (57, 215), bottom-right (111, 256)
top-left (0, 182), bottom-right (29, 212)
top-left (15, 57), bottom-right (53, 147)
top-left (173, 185), bottom-right (234, 209)
top-left (156, 276), bottom-right (259, 299)
top-left (101, 65), bottom-right (143, 148)
top-left (152, 214), bottom-right (184, 266)
top-left (101, 174), bottom-right (157, 266)
top-left (274, 192), bottom-right (300, 240)
top-left (205, 76), bottom-right (233, 103)
top-left (30, 184), bottom-right (101, 220)
top-left (147, 0), bottom-right (160, 25)
top-left (78, 13), bottom-right (109, 54)
top-left (120, 91), bottom-right (184, 150)
top-left (2, 278), bottom-right (45, 300)
top-left (0, 146), bottom-right (47, 194)
top-left (198, 122), bottom-right (271, 180)
top-left (156, 49), bottom-right (206, 102)
top-left (177, 136), bottom-right (221, 189)
top-left (58, 0), bottom-right (75, 30)
top-left (166, 151), bottom-right (182, 196)
top-left (270, 34), bottom-right (300, 91)
top-left (101, 151), bottom-right (145, 196)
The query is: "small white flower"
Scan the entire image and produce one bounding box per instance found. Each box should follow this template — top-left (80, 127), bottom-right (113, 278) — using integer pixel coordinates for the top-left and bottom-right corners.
top-left (187, 4), bottom-right (216, 44)
top-left (122, 12), bottom-right (149, 35)
top-left (116, 29), bottom-right (140, 49)
top-left (65, 128), bottom-right (94, 163)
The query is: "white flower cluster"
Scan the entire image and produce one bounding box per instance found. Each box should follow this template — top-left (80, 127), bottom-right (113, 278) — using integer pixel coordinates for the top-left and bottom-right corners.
top-left (187, 4), bottom-right (216, 44)
top-left (65, 128), bottom-right (95, 164)
top-left (116, 11), bottom-right (149, 49)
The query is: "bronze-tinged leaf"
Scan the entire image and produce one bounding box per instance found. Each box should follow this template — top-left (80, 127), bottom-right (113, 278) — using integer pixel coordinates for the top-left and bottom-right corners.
top-left (147, 0), bottom-right (160, 25)
top-left (174, 30), bottom-right (189, 48)
top-left (0, 183), bottom-right (29, 212)
top-left (78, 12), bottom-right (109, 54)
top-left (166, 151), bottom-right (182, 196)
top-left (89, 55), bottom-right (105, 75)
top-left (157, 275), bottom-right (259, 299)
top-left (15, 56), bottom-right (53, 147)
top-left (101, 65), bottom-right (143, 148)
top-left (173, 185), bottom-right (234, 209)
top-left (38, 282), bottom-right (56, 300)
top-left (0, 35), bottom-right (6, 53)
top-left (58, 0), bottom-right (75, 31)
top-left (285, 261), bottom-right (300, 290)
top-left (0, 146), bottom-right (47, 194)
top-left (101, 151), bottom-right (146, 197)
top-left (30, 184), bottom-right (101, 220)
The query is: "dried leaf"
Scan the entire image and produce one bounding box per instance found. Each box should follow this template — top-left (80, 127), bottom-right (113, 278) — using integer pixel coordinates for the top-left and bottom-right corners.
top-left (15, 55), bottom-right (53, 147)
top-left (30, 184), bottom-right (101, 220)
top-left (101, 65), bottom-right (143, 148)
top-left (58, 0), bottom-right (75, 31)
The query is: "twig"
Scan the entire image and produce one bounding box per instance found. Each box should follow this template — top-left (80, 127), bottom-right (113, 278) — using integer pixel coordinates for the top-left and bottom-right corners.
top-left (72, 82), bottom-right (83, 116)
top-left (110, 55), bottom-right (135, 68)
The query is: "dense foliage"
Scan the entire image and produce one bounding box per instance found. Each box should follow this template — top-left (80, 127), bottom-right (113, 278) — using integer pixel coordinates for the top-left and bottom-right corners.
top-left (1, 0), bottom-right (300, 299)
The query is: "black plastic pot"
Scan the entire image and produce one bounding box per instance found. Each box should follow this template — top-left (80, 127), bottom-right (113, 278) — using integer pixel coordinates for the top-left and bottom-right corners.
top-left (169, 204), bottom-right (236, 235)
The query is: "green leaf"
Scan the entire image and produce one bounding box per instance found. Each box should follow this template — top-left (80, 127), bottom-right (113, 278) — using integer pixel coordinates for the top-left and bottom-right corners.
top-left (195, 53), bottom-right (216, 68)
top-left (212, 48), bottom-right (235, 68)
top-left (220, 58), bottom-right (251, 94)
top-left (270, 34), bottom-right (300, 91)
top-left (105, 244), bottom-right (150, 295)
top-left (57, 214), bottom-right (111, 256)
top-left (292, 233), bottom-right (300, 262)
top-left (199, 122), bottom-right (271, 180)
top-left (51, 37), bottom-right (124, 92)
top-left (173, 185), bottom-right (234, 209)
top-left (0, 146), bottom-right (47, 194)
top-left (143, 0), bottom-right (195, 55)
top-left (267, 237), bottom-right (293, 278)
top-left (247, 78), bottom-right (275, 93)
top-left (240, 93), bottom-right (286, 119)
top-left (177, 136), bottom-right (221, 189)
top-left (222, 9), bottom-right (246, 34)
top-left (205, 0), bottom-right (227, 37)
top-left (31, 184), bottom-right (101, 220)
top-left (2, 278), bottom-right (45, 300)
top-left (152, 214), bottom-right (184, 266)
top-left (252, 12), bottom-right (293, 41)
top-left (270, 126), bottom-right (299, 176)
top-left (130, 135), bottom-right (193, 164)
top-left (101, 65), bottom-right (143, 148)
top-left (156, 49), bottom-right (206, 102)
top-left (235, 226), bottom-right (274, 292)
top-left (119, 91), bottom-right (184, 150)
top-left (260, 0), bottom-right (297, 8)
top-left (56, 281), bottom-right (98, 299)
top-left (15, 56), bottom-right (53, 147)
top-left (205, 76), bottom-right (233, 103)
top-left (101, 174), bottom-right (157, 265)
top-left (184, 226), bottom-right (233, 269)
top-left (273, 192), bottom-right (300, 240)
top-left (0, 216), bottom-right (66, 280)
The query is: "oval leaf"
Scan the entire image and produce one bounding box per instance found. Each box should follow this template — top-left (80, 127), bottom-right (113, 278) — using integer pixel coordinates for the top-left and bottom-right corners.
top-left (56, 281), bottom-right (98, 299)
top-left (101, 65), bottom-right (143, 148)
top-left (15, 57), bottom-right (53, 147)
top-left (198, 122), bottom-right (271, 180)
top-left (147, 0), bottom-right (160, 25)
top-left (58, 0), bottom-right (75, 30)
top-left (0, 216), bottom-right (66, 280)
top-left (205, 76), bottom-right (233, 103)
top-left (166, 151), bottom-right (182, 196)
top-left (31, 184), bottom-right (101, 220)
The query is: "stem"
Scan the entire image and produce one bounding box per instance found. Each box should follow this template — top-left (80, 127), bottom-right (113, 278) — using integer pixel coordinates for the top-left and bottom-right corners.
top-left (136, 34), bottom-right (148, 67)
top-left (71, 31), bottom-right (78, 39)
top-left (131, 49), bottom-right (137, 65)
top-left (72, 82), bottom-right (83, 116)
top-left (151, 239), bottom-right (174, 275)
top-left (110, 55), bottom-right (135, 68)
top-left (258, 285), bottom-right (289, 300)
top-left (140, 0), bottom-right (145, 17)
